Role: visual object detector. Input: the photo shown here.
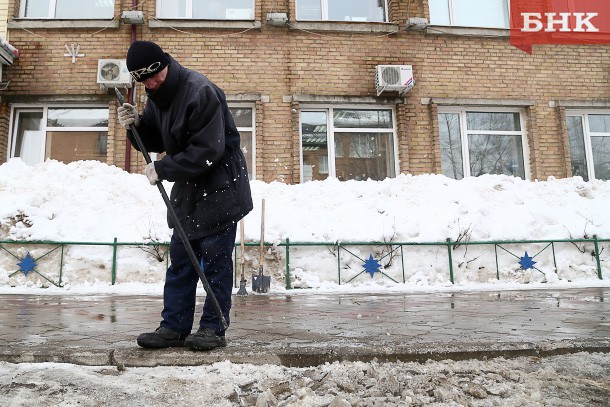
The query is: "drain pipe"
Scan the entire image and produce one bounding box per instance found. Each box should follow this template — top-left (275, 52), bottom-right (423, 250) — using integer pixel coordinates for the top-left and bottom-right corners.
top-left (124, 0), bottom-right (139, 172)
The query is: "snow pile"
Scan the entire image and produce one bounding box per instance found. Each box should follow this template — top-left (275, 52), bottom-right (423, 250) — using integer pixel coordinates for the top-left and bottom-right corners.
top-left (0, 158), bottom-right (609, 291)
top-left (1, 352), bottom-right (608, 406)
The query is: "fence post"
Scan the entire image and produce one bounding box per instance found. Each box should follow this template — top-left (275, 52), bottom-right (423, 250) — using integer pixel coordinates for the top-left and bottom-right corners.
top-left (400, 244), bottom-right (406, 283)
top-left (593, 235), bottom-right (603, 280)
top-left (111, 237), bottom-right (118, 285)
top-left (59, 244), bottom-right (65, 286)
top-left (337, 242), bottom-right (341, 285)
top-left (285, 238), bottom-right (291, 289)
top-left (446, 238), bottom-right (454, 284)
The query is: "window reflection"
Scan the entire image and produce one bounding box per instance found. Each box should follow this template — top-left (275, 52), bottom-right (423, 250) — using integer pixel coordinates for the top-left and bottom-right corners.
top-left (591, 136), bottom-right (610, 181)
top-left (439, 113), bottom-right (464, 180)
top-left (25, 0), bottom-right (114, 18)
top-left (468, 134), bottom-right (525, 178)
top-left (567, 116), bottom-right (589, 181)
top-left (301, 111), bottom-right (329, 181)
top-left (429, 0), bottom-right (509, 28)
top-left (158, 0), bottom-right (254, 19)
top-left (335, 132), bottom-right (394, 181)
top-left (297, 0), bottom-right (387, 22)
top-left (567, 113), bottom-right (610, 181)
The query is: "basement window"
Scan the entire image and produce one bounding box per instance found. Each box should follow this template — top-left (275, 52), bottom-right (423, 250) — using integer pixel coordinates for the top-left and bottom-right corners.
top-left (21, 0), bottom-right (114, 19)
top-left (10, 106), bottom-right (109, 166)
top-left (566, 111), bottom-right (610, 181)
top-left (438, 107), bottom-right (529, 179)
top-left (157, 0), bottom-right (255, 20)
top-left (297, 0), bottom-right (388, 22)
top-left (300, 107), bottom-right (397, 182)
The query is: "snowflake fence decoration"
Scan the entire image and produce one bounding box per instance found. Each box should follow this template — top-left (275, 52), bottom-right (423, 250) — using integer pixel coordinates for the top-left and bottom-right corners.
top-left (3, 245), bottom-right (64, 287)
top-left (338, 244), bottom-right (402, 284)
top-left (17, 252), bottom-right (37, 276)
top-left (495, 243), bottom-right (550, 281)
top-left (363, 254), bottom-right (382, 278)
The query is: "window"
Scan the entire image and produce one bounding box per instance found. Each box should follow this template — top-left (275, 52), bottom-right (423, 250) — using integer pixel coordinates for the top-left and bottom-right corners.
top-left (566, 112), bottom-right (610, 181)
top-left (297, 0), bottom-right (388, 22)
top-left (10, 106), bottom-right (109, 166)
top-left (21, 0), bottom-right (114, 19)
top-left (229, 105), bottom-right (256, 180)
top-left (300, 107), bottom-right (397, 182)
top-left (428, 0), bottom-right (509, 28)
top-left (157, 0), bottom-right (254, 20)
top-left (438, 108), bottom-right (528, 179)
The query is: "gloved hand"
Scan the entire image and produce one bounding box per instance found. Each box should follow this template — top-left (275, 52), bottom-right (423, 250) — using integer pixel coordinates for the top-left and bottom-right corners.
top-left (117, 103), bottom-right (139, 129)
top-left (145, 162), bottom-right (159, 185)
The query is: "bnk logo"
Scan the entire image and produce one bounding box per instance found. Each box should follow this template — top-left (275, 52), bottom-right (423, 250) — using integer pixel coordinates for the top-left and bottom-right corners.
top-left (510, 0), bottom-right (610, 54)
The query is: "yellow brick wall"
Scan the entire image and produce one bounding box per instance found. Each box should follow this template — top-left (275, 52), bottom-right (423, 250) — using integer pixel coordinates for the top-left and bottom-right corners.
top-left (0, 0), bottom-right (8, 38)
top-left (1, 0), bottom-right (609, 182)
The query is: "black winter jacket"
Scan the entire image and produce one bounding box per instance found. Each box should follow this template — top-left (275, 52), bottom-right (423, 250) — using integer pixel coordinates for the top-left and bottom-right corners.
top-left (128, 56), bottom-right (253, 239)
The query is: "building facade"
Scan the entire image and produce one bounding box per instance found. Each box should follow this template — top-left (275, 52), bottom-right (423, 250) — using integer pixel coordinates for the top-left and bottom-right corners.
top-left (0, 0), bottom-right (609, 183)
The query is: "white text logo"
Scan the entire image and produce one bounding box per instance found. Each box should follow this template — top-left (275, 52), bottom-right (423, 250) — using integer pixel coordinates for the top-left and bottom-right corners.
top-left (521, 12), bottom-right (599, 32)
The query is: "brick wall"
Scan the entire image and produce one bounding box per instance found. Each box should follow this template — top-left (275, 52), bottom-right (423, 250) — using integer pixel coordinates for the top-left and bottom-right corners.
top-left (1, 0), bottom-right (609, 182)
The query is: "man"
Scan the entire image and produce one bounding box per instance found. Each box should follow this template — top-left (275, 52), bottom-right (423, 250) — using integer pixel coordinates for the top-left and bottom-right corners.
top-left (117, 41), bottom-right (253, 351)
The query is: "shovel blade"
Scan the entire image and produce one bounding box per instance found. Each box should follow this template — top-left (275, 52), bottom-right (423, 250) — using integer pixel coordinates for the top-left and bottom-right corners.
top-left (252, 267), bottom-right (271, 293)
top-left (236, 279), bottom-right (248, 296)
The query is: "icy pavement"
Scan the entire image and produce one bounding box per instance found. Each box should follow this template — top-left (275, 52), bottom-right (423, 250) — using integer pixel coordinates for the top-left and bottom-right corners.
top-left (0, 288), bottom-right (608, 367)
top-left (1, 289), bottom-right (609, 406)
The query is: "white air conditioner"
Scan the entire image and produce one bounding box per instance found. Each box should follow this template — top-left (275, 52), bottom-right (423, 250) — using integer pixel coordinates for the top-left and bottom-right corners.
top-left (375, 65), bottom-right (414, 96)
top-left (97, 59), bottom-right (131, 89)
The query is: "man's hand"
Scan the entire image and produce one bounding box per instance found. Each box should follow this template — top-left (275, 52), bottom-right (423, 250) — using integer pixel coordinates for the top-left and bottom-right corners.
top-left (117, 103), bottom-right (140, 129)
top-left (145, 162), bottom-right (159, 185)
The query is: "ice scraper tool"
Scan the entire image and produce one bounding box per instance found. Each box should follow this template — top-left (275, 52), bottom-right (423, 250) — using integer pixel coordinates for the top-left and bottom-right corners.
top-left (115, 88), bottom-right (228, 330)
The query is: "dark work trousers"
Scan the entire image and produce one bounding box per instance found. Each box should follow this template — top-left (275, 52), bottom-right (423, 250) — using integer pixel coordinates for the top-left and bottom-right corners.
top-left (160, 222), bottom-right (237, 336)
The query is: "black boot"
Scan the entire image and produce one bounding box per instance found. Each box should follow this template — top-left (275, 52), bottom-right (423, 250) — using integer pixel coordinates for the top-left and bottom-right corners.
top-left (185, 328), bottom-right (227, 351)
top-left (137, 326), bottom-right (188, 348)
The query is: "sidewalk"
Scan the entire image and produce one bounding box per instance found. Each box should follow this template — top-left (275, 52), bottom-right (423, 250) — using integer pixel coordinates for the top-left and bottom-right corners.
top-left (1, 288), bottom-right (609, 367)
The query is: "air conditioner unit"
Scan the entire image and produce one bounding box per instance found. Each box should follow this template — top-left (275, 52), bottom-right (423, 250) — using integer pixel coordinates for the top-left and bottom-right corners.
top-left (97, 59), bottom-right (131, 90)
top-left (375, 65), bottom-right (414, 96)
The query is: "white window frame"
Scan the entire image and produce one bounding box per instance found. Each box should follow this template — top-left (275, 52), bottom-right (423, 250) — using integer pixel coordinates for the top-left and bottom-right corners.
top-left (20, 0), bottom-right (114, 19)
top-left (566, 109), bottom-right (610, 181)
top-left (299, 105), bottom-right (399, 183)
top-left (8, 104), bottom-right (109, 164)
top-left (156, 0), bottom-right (255, 20)
top-left (228, 103), bottom-right (256, 180)
top-left (429, 0), bottom-right (510, 28)
top-left (296, 0), bottom-right (389, 22)
top-left (438, 106), bottom-right (530, 180)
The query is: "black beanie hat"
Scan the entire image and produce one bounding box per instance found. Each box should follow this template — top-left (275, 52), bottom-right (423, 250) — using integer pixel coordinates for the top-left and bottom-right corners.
top-left (126, 41), bottom-right (170, 82)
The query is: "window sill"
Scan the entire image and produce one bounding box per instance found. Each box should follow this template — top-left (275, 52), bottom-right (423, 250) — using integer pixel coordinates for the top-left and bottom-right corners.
top-left (8, 19), bottom-right (119, 29)
top-left (289, 21), bottom-right (399, 34)
top-left (425, 25), bottom-right (510, 38)
top-left (149, 19), bottom-right (261, 30)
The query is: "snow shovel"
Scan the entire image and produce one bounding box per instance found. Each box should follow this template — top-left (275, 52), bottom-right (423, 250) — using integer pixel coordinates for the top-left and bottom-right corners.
top-left (236, 218), bottom-right (247, 296)
top-left (115, 88), bottom-right (228, 330)
top-left (252, 199), bottom-right (270, 293)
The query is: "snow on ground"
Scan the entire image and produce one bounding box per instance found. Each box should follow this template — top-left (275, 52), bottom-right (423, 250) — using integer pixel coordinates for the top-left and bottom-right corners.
top-left (0, 158), bottom-right (609, 293)
top-left (1, 352), bottom-right (608, 406)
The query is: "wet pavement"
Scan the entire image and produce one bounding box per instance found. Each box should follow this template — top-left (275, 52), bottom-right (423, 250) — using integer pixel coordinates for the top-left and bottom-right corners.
top-left (0, 288), bottom-right (609, 367)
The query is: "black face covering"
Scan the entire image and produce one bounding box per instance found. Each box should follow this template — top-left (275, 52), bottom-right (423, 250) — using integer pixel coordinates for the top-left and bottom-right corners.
top-left (145, 58), bottom-right (181, 111)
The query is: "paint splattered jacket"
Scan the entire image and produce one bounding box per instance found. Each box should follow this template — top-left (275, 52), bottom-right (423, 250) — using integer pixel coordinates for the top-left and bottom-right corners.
top-left (128, 56), bottom-right (253, 239)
